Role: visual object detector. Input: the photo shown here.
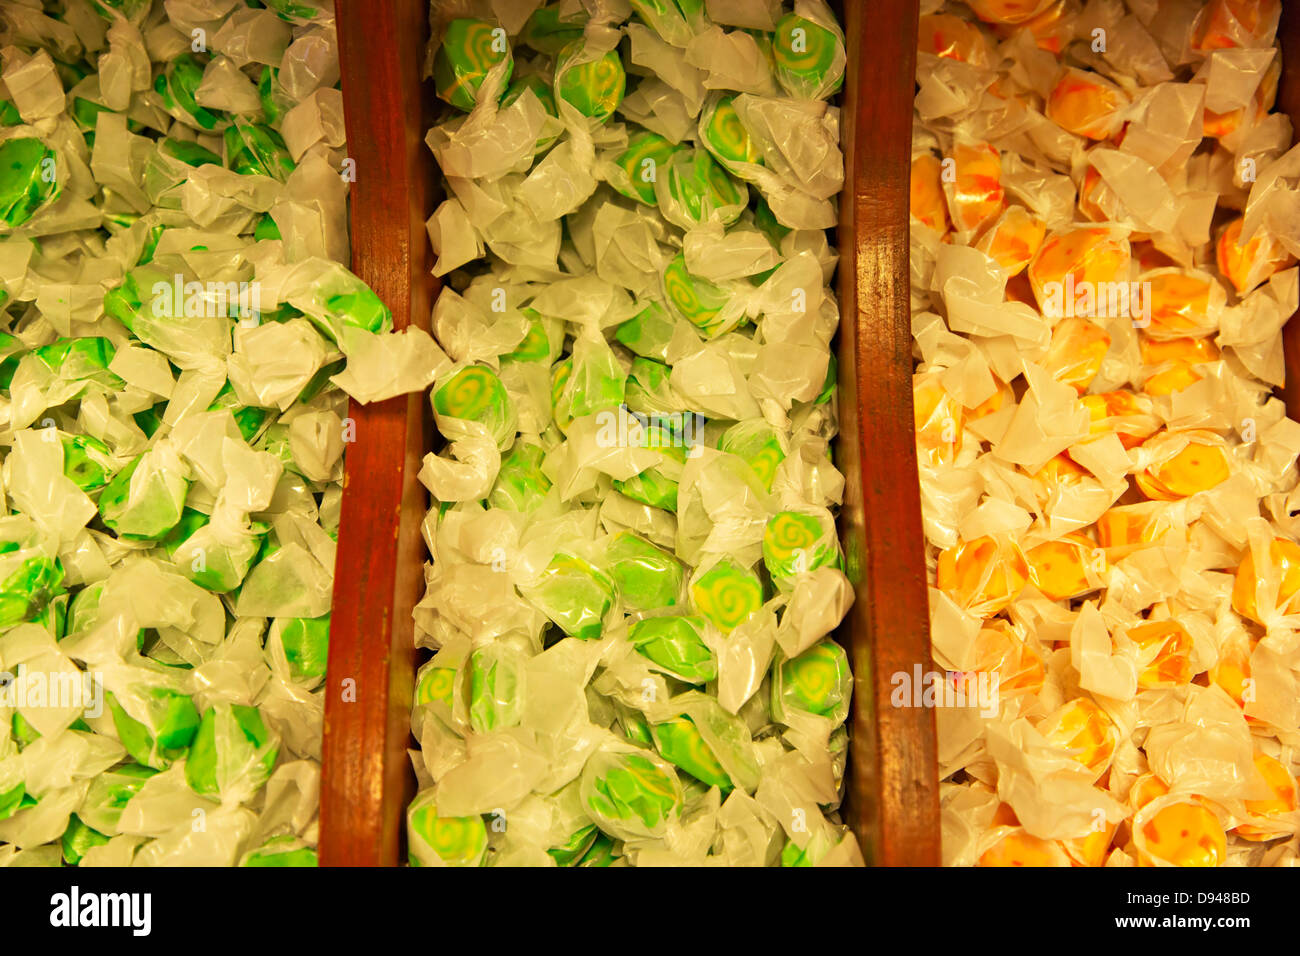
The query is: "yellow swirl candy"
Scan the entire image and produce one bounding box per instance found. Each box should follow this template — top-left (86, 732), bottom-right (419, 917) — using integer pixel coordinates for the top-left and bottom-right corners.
top-left (663, 254), bottom-right (727, 336)
top-left (774, 14), bottom-right (843, 98)
top-left (434, 365), bottom-right (506, 423)
top-left (781, 641), bottom-right (849, 718)
top-left (415, 666), bottom-right (455, 707)
top-left (763, 512), bottom-right (833, 581)
top-left (691, 557), bottom-right (763, 633)
top-left (702, 96), bottom-right (763, 167)
top-left (409, 801), bottom-right (487, 867)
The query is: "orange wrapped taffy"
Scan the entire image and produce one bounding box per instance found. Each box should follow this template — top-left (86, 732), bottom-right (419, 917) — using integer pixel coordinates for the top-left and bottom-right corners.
top-left (1080, 390), bottom-right (1159, 449)
top-left (1230, 536), bottom-right (1300, 624)
top-left (917, 13), bottom-right (994, 66)
top-left (1140, 268), bottom-right (1225, 339)
top-left (1038, 697), bottom-right (1118, 779)
top-left (910, 154), bottom-right (950, 234)
top-left (1028, 226), bottom-right (1131, 320)
top-left (1126, 620), bottom-right (1195, 689)
top-left (914, 371), bottom-right (963, 466)
top-left (1208, 632), bottom-right (1258, 710)
top-left (1137, 800), bottom-right (1227, 867)
top-left (963, 621), bottom-right (1046, 699)
top-left (1141, 336), bottom-right (1220, 396)
top-left (1040, 317), bottom-right (1110, 393)
top-left (1063, 821), bottom-right (1117, 867)
top-left (936, 535), bottom-right (1029, 617)
top-left (1234, 753), bottom-right (1298, 841)
top-left (1215, 216), bottom-right (1296, 295)
top-left (978, 829), bottom-right (1071, 866)
top-left (1203, 56), bottom-right (1281, 138)
top-left (944, 141), bottom-right (1004, 237)
top-left (975, 205), bottom-right (1046, 277)
top-left (1128, 772), bottom-right (1171, 812)
top-left (966, 0), bottom-right (1055, 25)
top-left (1192, 0), bottom-right (1282, 52)
top-left (1097, 502), bottom-right (1175, 558)
top-left (1046, 67), bottom-right (1129, 140)
top-left (992, 0), bottom-right (1076, 55)
top-left (1134, 430), bottom-right (1232, 500)
top-left (965, 375), bottom-right (1013, 421)
top-left (1025, 532), bottom-right (1104, 601)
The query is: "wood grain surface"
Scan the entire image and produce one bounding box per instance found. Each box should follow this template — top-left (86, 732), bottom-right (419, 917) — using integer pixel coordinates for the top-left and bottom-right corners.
top-left (320, 0), bottom-right (438, 867)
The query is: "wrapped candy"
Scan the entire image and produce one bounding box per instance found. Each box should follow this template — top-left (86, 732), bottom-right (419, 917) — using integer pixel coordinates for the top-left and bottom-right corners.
top-left (434, 19), bottom-right (513, 113)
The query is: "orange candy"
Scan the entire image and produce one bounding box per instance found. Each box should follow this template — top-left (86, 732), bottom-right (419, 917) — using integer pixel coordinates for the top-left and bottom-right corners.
top-left (945, 141), bottom-right (1005, 237)
top-left (914, 372), bottom-right (963, 467)
top-left (917, 13), bottom-right (993, 66)
top-left (1047, 67), bottom-right (1129, 140)
top-left (1208, 632), bottom-right (1258, 710)
top-left (1192, 0), bottom-right (1281, 51)
top-left (1039, 697), bottom-right (1117, 779)
top-left (979, 829), bottom-right (1070, 866)
top-left (910, 154), bottom-right (950, 234)
top-left (1135, 434), bottom-right (1231, 500)
top-left (993, 0), bottom-right (1076, 55)
top-left (1097, 502), bottom-right (1173, 558)
top-left (1141, 336), bottom-right (1219, 396)
top-left (1230, 536), bottom-right (1300, 624)
top-left (968, 621), bottom-right (1046, 698)
top-left (1063, 822), bottom-right (1116, 867)
top-left (1216, 216), bottom-right (1296, 295)
top-left (1236, 753), bottom-right (1298, 841)
top-left (1025, 532), bottom-right (1103, 601)
top-left (1041, 317), bottom-right (1110, 394)
top-left (1142, 270), bottom-right (1222, 338)
top-left (1140, 802), bottom-right (1227, 867)
top-left (966, 0), bottom-right (1056, 25)
top-left (1032, 452), bottom-right (1090, 486)
top-left (1129, 772), bottom-right (1171, 811)
top-left (966, 376), bottom-right (1013, 421)
top-left (1029, 227), bottom-right (1131, 319)
top-left (1126, 620), bottom-right (1195, 689)
top-left (936, 535), bottom-right (1030, 617)
top-left (976, 205), bottom-right (1046, 277)
top-left (1080, 390), bottom-right (1158, 448)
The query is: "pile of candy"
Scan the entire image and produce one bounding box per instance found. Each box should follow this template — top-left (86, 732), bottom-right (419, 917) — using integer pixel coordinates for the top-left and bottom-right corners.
top-left (912, 0), bottom-right (1300, 865)
top-left (412, 0), bottom-right (861, 866)
top-left (0, 0), bottom-right (436, 867)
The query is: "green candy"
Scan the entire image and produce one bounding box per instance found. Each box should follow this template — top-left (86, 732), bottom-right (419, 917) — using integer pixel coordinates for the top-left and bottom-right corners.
top-left (433, 364), bottom-right (513, 445)
top-left (98, 450), bottom-right (191, 541)
top-left (719, 420), bottom-right (786, 491)
top-left (689, 556), bottom-right (763, 633)
top-left (300, 268), bottom-right (393, 340)
top-left (254, 213), bottom-right (281, 242)
top-left (159, 138), bottom-right (222, 168)
top-left (577, 831), bottom-right (619, 866)
top-left (550, 358), bottom-right (574, 433)
top-left (78, 763), bottom-right (156, 835)
top-left (651, 715), bottom-right (732, 790)
top-left (762, 510), bottom-right (838, 586)
top-left (0, 100), bottom-right (21, 125)
top-left (208, 380), bottom-right (270, 443)
top-left (662, 253), bottom-right (732, 337)
top-left (522, 553), bottom-right (615, 641)
top-left (656, 149), bottom-right (746, 230)
top-left (258, 66), bottom-right (291, 125)
top-left (161, 507), bottom-right (266, 593)
top-left (501, 308), bottom-right (554, 364)
top-left (520, 5), bottom-right (588, 55)
top-left (272, 615), bottom-right (329, 683)
top-left (468, 643), bottom-right (524, 732)
top-left (185, 704), bottom-right (279, 798)
top-left (547, 824), bottom-right (599, 866)
top-left (0, 780), bottom-right (37, 820)
top-left (489, 442), bottom-right (551, 511)
top-left (0, 138), bottom-right (60, 229)
top-left (629, 0), bottom-right (708, 45)
top-left (624, 358), bottom-right (676, 416)
top-left (0, 546), bottom-right (64, 629)
top-left (154, 53), bottom-right (223, 130)
top-left (434, 19), bottom-right (513, 113)
top-left (700, 95), bottom-right (763, 169)
top-left (71, 97), bottom-right (117, 134)
top-left (32, 336), bottom-right (123, 390)
top-left (12, 711), bottom-right (40, 748)
top-left (240, 835), bottom-right (318, 867)
top-left (61, 434), bottom-right (117, 492)
top-left (612, 465), bottom-right (680, 512)
top-left (107, 688), bottom-right (201, 770)
top-left (611, 130), bottom-right (682, 206)
top-left (773, 14), bottom-right (845, 100)
top-left (614, 300), bottom-right (675, 362)
top-left (90, 0), bottom-right (151, 19)
top-left (407, 793), bottom-right (488, 867)
top-left (414, 663), bottom-right (457, 708)
top-left (224, 123), bottom-right (296, 181)
top-left (754, 195), bottom-right (792, 246)
top-left (606, 531), bottom-right (684, 613)
top-left (554, 41), bottom-right (625, 122)
top-left (628, 615), bottom-right (717, 683)
top-left (773, 640), bottom-right (851, 723)
top-left (502, 77), bottom-right (561, 152)
top-left (61, 813), bottom-right (112, 865)
top-left (616, 704), bottom-right (655, 748)
top-left (781, 838), bottom-right (813, 867)
top-left (582, 748), bottom-right (682, 839)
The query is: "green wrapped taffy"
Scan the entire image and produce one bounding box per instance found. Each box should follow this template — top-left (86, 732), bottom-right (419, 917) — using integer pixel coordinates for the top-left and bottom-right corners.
top-left (612, 424), bottom-right (686, 512)
top-left (500, 307), bottom-right (557, 365)
top-left (772, 640), bottom-right (851, 724)
top-left (662, 253), bottom-right (735, 338)
top-left (609, 129), bottom-right (682, 206)
top-left (489, 442), bottom-right (551, 511)
top-left (614, 300), bottom-right (676, 362)
top-left (522, 553), bottom-right (615, 641)
top-left (98, 447), bottom-right (191, 540)
top-left (433, 364), bottom-right (515, 447)
top-left (107, 688), bottom-right (201, 770)
top-left (650, 715), bottom-right (732, 790)
top-left (224, 123), bottom-right (296, 181)
top-left (434, 19), bottom-right (512, 113)
top-left (581, 746), bottom-right (683, 840)
top-left (719, 419), bottom-right (786, 491)
top-left (76, 763), bottom-right (157, 836)
top-left (762, 509), bottom-right (839, 589)
top-left (773, 12), bottom-right (846, 100)
top-left (655, 149), bottom-right (747, 231)
top-left (628, 0), bottom-right (709, 46)
top-left (0, 536), bottom-right (65, 629)
top-left (606, 531), bottom-right (685, 613)
top-left (0, 138), bottom-right (60, 228)
top-left (547, 823), bottom-right (599, 866)
top-left (554, 40), bottom-right (625, 123)
top-left (407, 791), bottom-right (487, 867)
top-left (154, 53), bottom-right (224, 130)
top-left (61, 434), bottom-right (118, 493)
top-left (624, 358), bottom-right (679, 417)
top-left (61, 814), bottom-right (111, 865)
top-left (520, 5), bottom-right (588, 55)
top-left (294, 263), bottom-right (393, 340)
top-left (268, 615), bottom-right (329, 685)
top-left (163, 508), bottom-right (268, 593)
top-left (699, 94), bottom-right (764, 173)
top-left (240, 835), bottom-right (318, 867)
top-left (468, 642), bottom-right (525, 732)
top-left (628, 615), bottom-right (716, 684)
top-left (185, 703), bottom-right (280, 798)
top-left (577, 831), bottom-right (619, 866)
top-left (414, 660), bottom-right (458, 710)
top-left (689, 555), bottom-right (764, 634)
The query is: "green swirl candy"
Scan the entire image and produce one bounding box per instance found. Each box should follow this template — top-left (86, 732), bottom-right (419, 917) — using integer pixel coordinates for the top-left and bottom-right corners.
top-left (615, 300), bottom-right (675, 362)
top-left (415, 664), bottom-right (457, 708)
top-left (468, 644), bottom-right (523, 732)
top-left (275, 615), bottom-right (329, 683)
top-left (719, 421), bottom-right (786, 491)
top-left (606, 531), bottom-right (685, 613)
top-left (612, 130), bottom-right (682, 206)
top-left (433, 365), bottom-right (513, 444)
top-left (0, 138), bottom-right (60, 229)
top-left (629, 615), bottom-right (717, 683)
top-left (154, 53), bottom-right (223, 130)
top-left (489, 442), bottom-right (551, 511)
top-left (612, 466), bottom-right (679, 512)
top-left (502, 308), bottom-right (553, 364)
top-left (583, 750), bottom-right (682, 838)
top-left (657, 149), bottom-right (746, 230)
top-left (763, 511), bottom-right (837, 585)
top-left (0, 552), bottom-right (64, 629)
top-left (617, 705), bottom-right (655, 748)
top-left (555, 41), bottom-right (625, 122)
top-left (700, 95), bottom-right (763, 168)
top-left (651, 716), bottom-right (731, 790)
top-left (523, 553), bottom-right (615, 641)
top-left (434, 19), bottom-right (513, 113)
top-left (690, 556), bottom-right (764, 633)
top-left (408, 795), bottom-right (488, 867)
top-left (775, 640), bottom-right (851, 722)
top-left (773, 14), bottom-right (845, 99)
top-left (663, 253), bottom-right (731, 337)
top-left (624, 358), bottom-right (675, 416)
top-left (521, 6), bottom-right (588, 55)
top-left (548, 824), bottom-right (599, 866)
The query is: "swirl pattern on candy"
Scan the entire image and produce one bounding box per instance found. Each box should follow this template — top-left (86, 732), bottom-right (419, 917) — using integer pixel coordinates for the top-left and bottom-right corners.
top-left (913, 0), bottom-right (1300, 867)
top-left (416, 0), bottom-right (861, 866)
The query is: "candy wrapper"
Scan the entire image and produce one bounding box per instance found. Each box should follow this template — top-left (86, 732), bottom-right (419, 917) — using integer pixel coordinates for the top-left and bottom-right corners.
top-left (412, 0), bottom-right (861, 866)
top-left (0, 0), bottom-right (436, 867)
top-left (914, 0), bottom-right (1300, 867)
